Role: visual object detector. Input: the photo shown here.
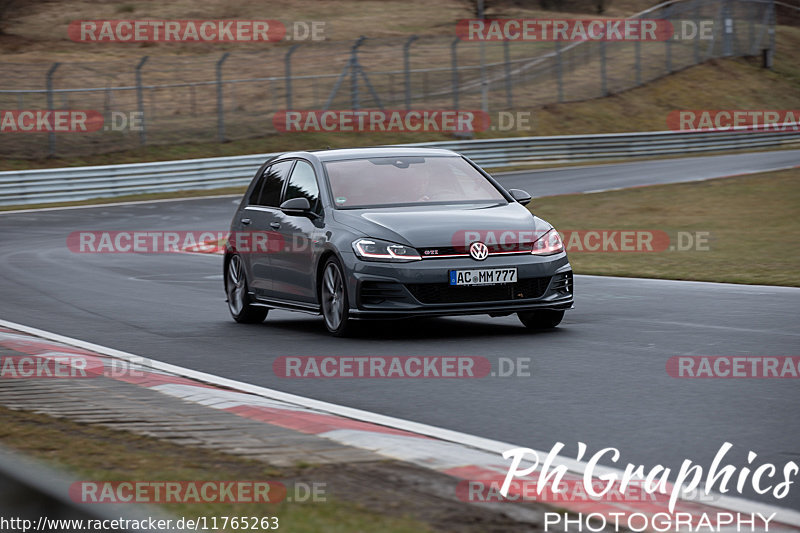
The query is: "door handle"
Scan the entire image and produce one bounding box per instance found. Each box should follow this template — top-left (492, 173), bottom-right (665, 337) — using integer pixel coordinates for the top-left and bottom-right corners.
top-left (270, 222), bottom-right (281, 229)
top-left (240, 218), bottom-right (251, 225)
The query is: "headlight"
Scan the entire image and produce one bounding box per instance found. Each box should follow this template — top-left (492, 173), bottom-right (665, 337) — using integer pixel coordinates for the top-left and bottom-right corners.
top-left (352, 238), bottom-right (421, 262)
top-left (531, 229), bottom-right (564, 255)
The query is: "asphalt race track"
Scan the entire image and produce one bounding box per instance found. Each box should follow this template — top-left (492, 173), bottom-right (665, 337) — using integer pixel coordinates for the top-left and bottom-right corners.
top-left (497, 149), bottom-right (800, 197)
top-left (1, 150), bottom-right (799, 509)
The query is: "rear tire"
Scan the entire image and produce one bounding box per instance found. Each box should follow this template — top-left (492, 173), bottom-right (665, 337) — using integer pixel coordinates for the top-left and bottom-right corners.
top-left (226, 254), bottom-right (268, 324)
top-left (517, 310), bottom-right (564, 330)
top-left (320, 257), bottom-right (356, 337)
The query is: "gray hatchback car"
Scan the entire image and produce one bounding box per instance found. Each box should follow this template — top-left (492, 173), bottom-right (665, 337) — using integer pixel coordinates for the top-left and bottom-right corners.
top-left (224, 147), bottom-right (573, 336)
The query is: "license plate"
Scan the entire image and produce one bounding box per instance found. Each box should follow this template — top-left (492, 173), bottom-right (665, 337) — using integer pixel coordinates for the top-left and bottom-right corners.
top-left (449, 268), bottom-right (517, 286)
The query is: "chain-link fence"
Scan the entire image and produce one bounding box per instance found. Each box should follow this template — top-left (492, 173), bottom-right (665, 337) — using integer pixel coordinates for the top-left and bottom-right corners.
top-left (0, 0), bottom-right (779, 159)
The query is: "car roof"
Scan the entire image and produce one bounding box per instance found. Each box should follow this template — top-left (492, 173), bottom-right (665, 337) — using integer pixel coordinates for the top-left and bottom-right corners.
top-left (275, 146), bottom-right (459, 163)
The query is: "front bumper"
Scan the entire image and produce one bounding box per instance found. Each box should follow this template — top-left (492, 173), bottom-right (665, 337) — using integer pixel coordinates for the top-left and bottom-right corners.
top-left (340, 251), bottom-right (574, 319)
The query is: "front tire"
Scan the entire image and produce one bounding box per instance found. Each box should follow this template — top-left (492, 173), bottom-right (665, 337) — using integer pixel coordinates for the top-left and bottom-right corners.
top-left (320, 257), bottom-right (355, 337)
top-left (226, 254), bottom-right (268, 324)
top-left (518, 310), bottom-right (564, 330)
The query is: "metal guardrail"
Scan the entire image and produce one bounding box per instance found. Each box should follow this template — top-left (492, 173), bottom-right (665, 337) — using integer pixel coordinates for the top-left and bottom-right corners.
top-left (0, 444), bottom-right (179, 533)
top-left (1, 126), bottom-right (798, 206)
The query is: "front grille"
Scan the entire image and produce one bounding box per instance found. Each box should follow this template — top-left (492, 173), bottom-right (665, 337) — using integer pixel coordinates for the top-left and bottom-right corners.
top-left (405, 277), bottom-right (551, 304)
top-left (419, 243), bottom-right (532, 259)
top-left (359, 281), bottom-right (407, 305)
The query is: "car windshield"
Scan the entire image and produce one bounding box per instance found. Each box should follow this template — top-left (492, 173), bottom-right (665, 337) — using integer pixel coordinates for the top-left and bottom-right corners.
top-left (323, 155), bottom-right (507, 208)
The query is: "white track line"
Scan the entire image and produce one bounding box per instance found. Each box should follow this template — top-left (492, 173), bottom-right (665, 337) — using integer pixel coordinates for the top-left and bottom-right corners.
top-left (1, 317), bottom-right (798, 525)
top-left (577, 274), bottom-right (800, 292)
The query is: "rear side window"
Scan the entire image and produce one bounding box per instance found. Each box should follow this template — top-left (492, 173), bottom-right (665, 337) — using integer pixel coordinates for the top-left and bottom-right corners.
top-left (250, 160), bottom-right (294, 207)
top-left (284, 160), bottom-right (320, 212)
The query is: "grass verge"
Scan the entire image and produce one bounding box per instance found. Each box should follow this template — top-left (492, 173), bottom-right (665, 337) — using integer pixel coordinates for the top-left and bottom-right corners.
top-left (533, 168), bottom-right (800, 286)
top-left (0, 405), bottom-right (434, 533)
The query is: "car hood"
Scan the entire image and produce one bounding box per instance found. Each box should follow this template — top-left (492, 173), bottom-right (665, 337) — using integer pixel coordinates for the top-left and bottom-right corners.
top-left (332, 202), bottom-right (552, 248)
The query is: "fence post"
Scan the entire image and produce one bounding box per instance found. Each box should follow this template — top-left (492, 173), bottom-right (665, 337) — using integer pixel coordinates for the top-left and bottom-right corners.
top-left (503, 39), bottom-right (513, 108)
top-left (216, 52), bottom-right (230, 142)
top-left (350, 36), bottom-right (366, 110)
top-left (46, 62), bottom-right (60, 157)
top-left (555, 40), bottom-right (564, 103)
top-left (285, 44), bottom-right (300, 111)
top-left (600, 41), bottom-right (607, 96)
top-left (723, 0), bottom-right (733, 56)
top-left (403, 35), bottom-right (418, 111)
top-left (693, 0), bottom-right (700, 64)
top-left (135, 56), bottom-right (148, 146)
top-left (767, 0), bottom-right (776, 59)
top-left (634, 39), bottom-right (642, 85)
top-left (451, 37), bottom-right (460, 110)
top-left (664, 4), bottom-right (673, 73)
top-left (706, 2), bottom-right (721, 59)
top-left (477, 0), bottom-right (488, 114)
top-left (749, 0), bottom-right (756, 55)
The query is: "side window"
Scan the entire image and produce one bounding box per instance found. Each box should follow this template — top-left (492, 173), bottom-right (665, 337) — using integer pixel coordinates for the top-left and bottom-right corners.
top-left (250, 160), bottom-right (294, 207)
top-left (284, 160), bottom-right (320, 211)
top-left (248, 165), bottom-right (269, 205)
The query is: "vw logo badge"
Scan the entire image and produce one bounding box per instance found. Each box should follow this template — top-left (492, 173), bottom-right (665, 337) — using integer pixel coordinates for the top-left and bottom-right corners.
top-left (469, 241), bottom-right (489, 261)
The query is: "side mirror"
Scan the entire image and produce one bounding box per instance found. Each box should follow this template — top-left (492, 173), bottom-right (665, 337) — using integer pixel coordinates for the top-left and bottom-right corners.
top-left (509, 188), bottom-right (532, 206)
top-left (280, 197), bottom-right (313, 217)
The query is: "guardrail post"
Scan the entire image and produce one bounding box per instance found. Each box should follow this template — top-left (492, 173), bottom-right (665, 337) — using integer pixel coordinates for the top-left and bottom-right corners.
top-left (285, 44), bottom-right (300, 111)
top-left (451, 37), bottom-right (460, 110)
top-left (135, 56), bottom-right (148, 146)
top-left (403, 36), bottom-right (418, 111)
top-left (45, 62), bottom-right (60, 157)
top-left (555, 41), bottom-right (564, 103)
top-left (599, 41), bottom-right (607, 96)
top-left (216, 52), bottom-right (230, 142)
